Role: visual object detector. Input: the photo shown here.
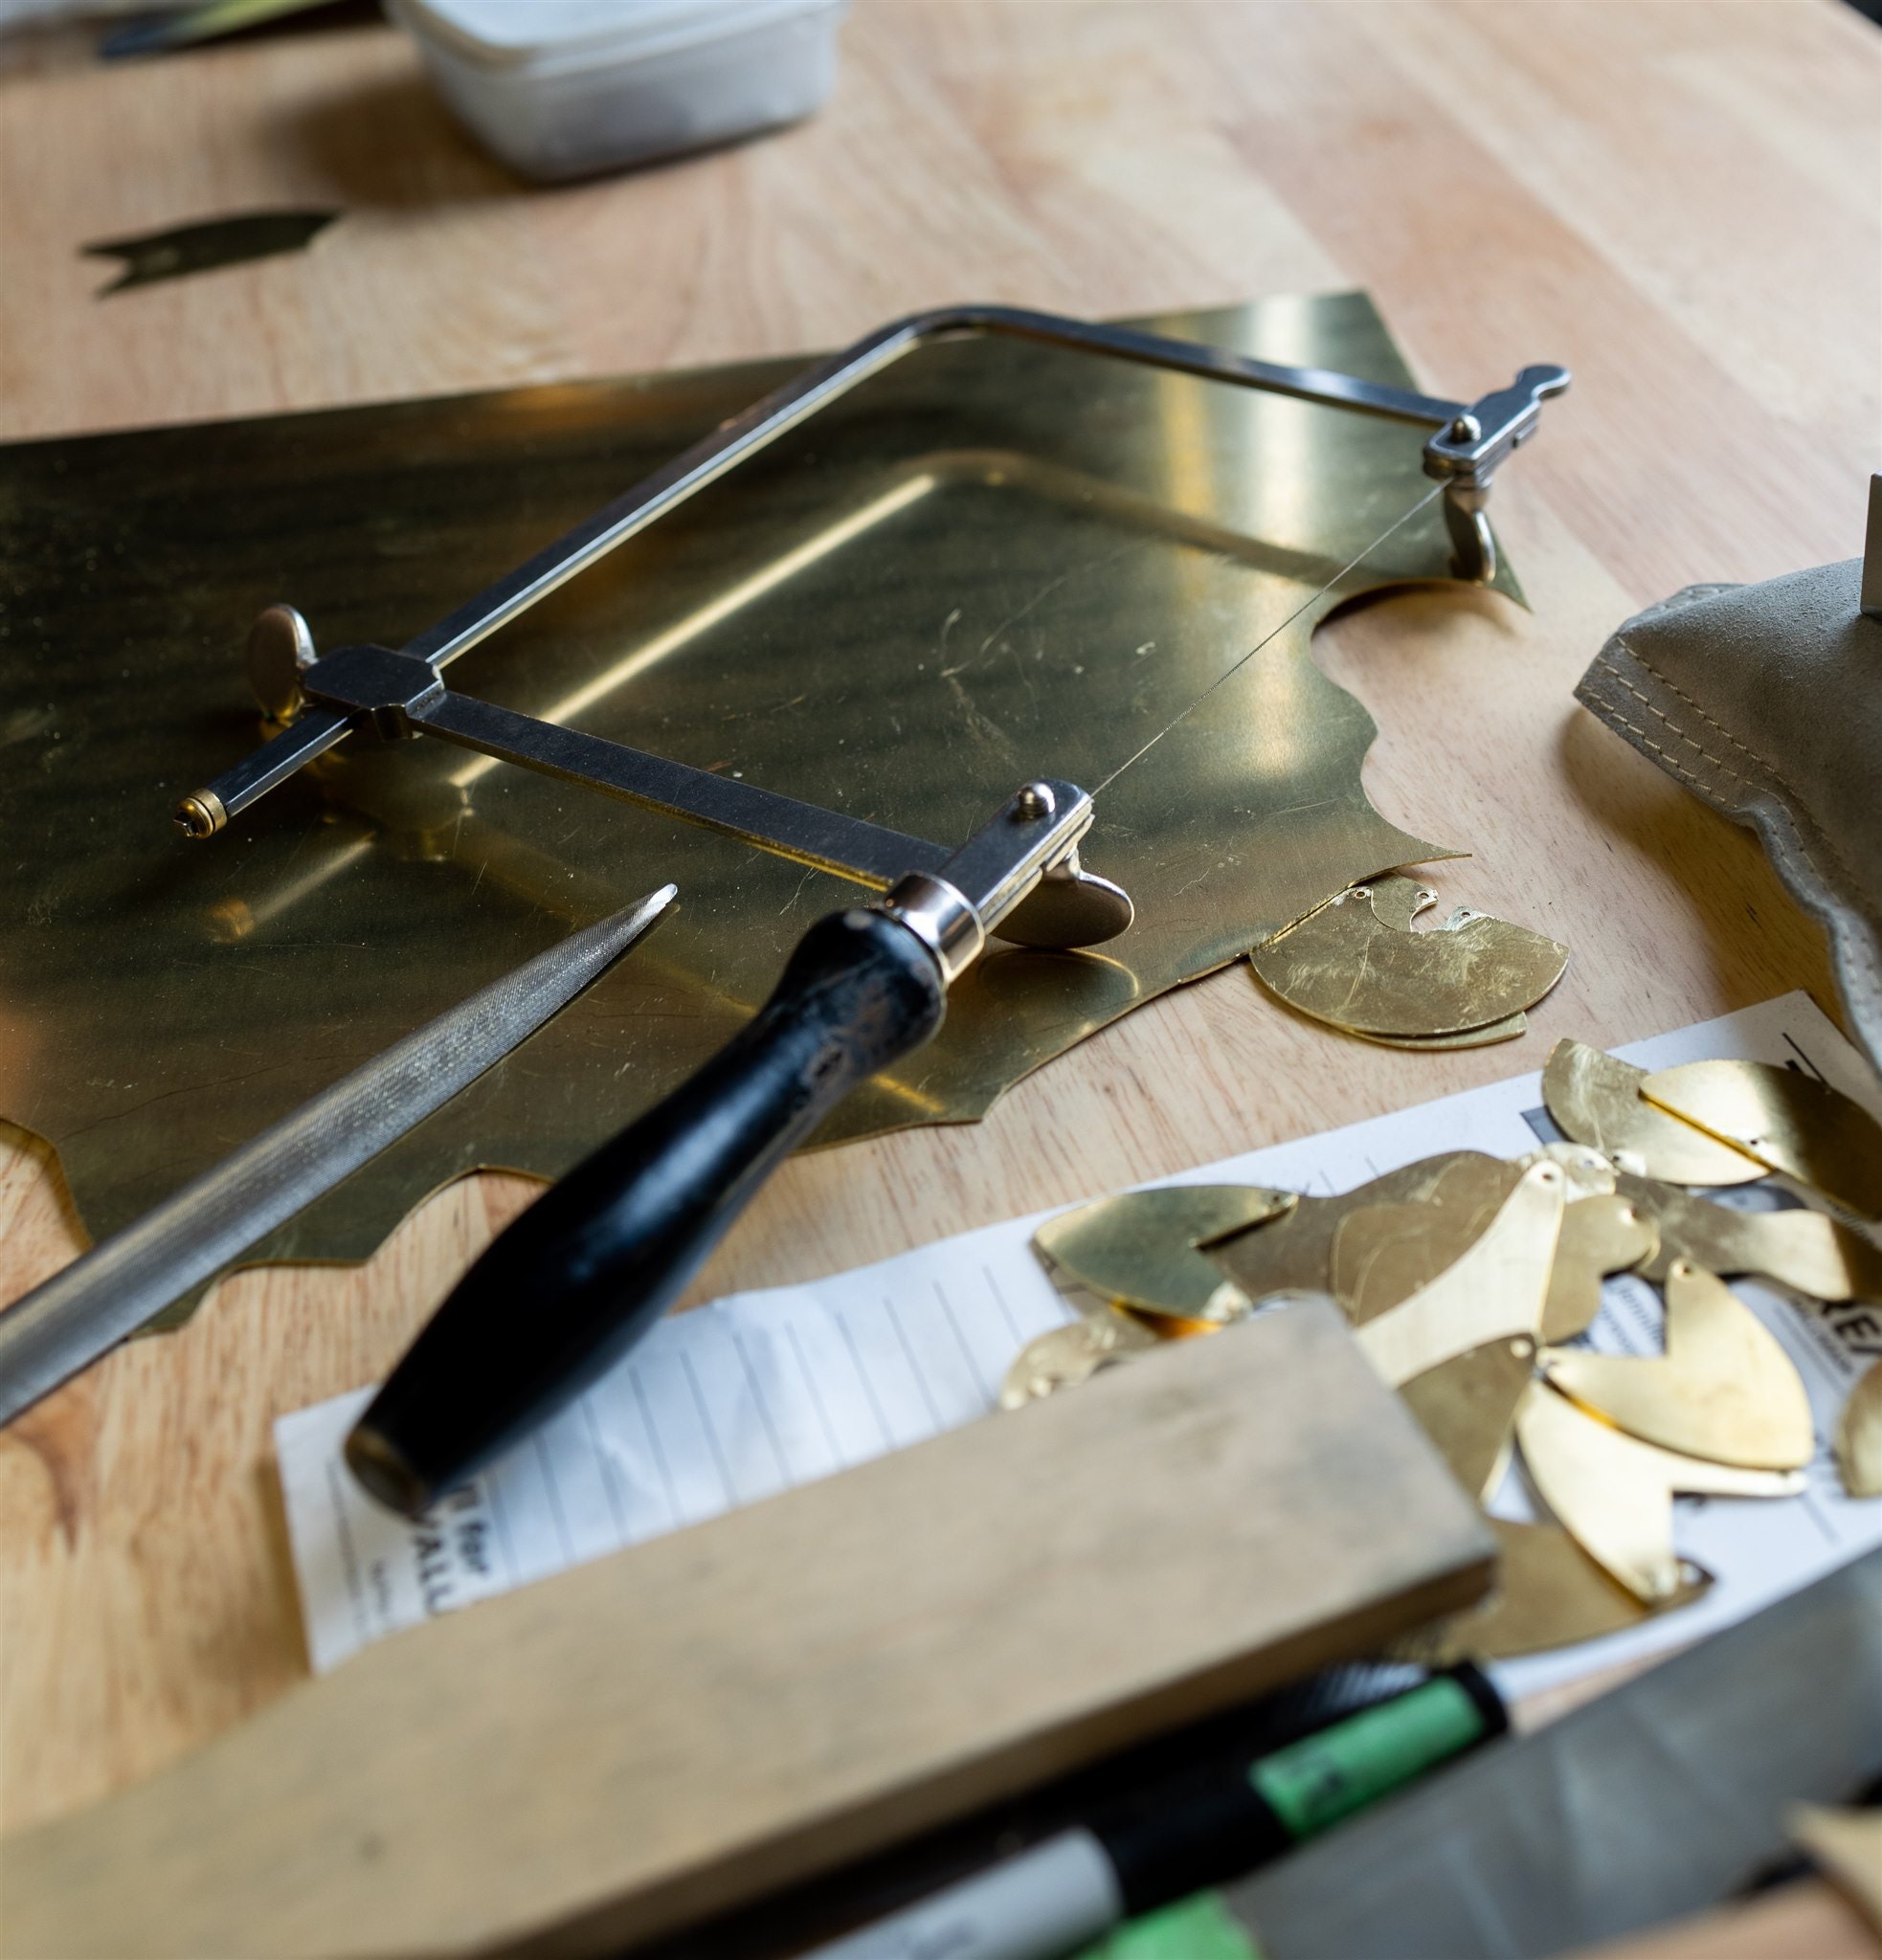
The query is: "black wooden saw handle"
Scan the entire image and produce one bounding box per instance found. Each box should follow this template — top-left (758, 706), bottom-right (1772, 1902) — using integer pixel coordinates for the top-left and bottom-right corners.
top-left (346, 908), bottom-right (947, 1518)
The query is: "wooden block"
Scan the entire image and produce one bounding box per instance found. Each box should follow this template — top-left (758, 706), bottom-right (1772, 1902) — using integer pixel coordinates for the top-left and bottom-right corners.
top-left (0, 1302), bottom-right (1491, 1959)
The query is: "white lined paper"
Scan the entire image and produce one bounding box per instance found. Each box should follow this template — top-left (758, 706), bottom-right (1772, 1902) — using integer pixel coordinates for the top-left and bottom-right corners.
top-left (278, 991), bottom-right (1882, 1684)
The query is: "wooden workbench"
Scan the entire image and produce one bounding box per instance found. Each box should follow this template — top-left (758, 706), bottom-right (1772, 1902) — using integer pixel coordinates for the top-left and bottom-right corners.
top-left (1, 0), bottom-right (1877, 1945)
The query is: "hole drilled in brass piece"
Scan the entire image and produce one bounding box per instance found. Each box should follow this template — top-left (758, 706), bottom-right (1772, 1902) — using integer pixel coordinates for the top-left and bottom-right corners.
top-left (1542, 1040), bottom-right (1766, 1186)
top-left (1248, 872), bottom-right (1568, 1045)
top-left (1641, 1059), bottom-right (1882, 1220)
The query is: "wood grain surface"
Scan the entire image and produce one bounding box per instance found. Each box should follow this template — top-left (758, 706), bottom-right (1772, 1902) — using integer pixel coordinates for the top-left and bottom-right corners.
top-left (0, 0), bottom-right (1877, 1890)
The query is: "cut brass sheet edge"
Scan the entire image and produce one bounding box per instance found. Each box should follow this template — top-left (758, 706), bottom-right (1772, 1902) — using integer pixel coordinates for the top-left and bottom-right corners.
top-left (2, 294), bottom-right (1498, 1329)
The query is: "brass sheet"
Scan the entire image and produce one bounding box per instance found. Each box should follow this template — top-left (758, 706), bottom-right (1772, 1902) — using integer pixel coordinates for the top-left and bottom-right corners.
top-left (1032, 1186), bottom-right (1296, 1325)
top-left (1834, 1359), bottom-right (1882, 1498)
top-left (1248, 873), bottom-right (1566, 1042)
top-left (1355, 1162), bottom-right (1565, 1387)
top-left (1642, 1060), bottom-right (1882, 1219)
top-left (0, 295), bottom-right (1503, 1325)
top-left (1515, 1380), bottom-right (1804, 1601)
top-left (1542, 1040), bottom-right (1766, 1187)
top-left (1543, 1259), bottom-right (1814, 1469)
top-left (1389, 1519), bottom-right (1711, 1666)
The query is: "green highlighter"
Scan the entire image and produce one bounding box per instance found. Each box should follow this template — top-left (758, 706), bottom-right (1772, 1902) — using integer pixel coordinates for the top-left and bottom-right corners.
top-left (810, 1668), bottom-right (1505, 1960)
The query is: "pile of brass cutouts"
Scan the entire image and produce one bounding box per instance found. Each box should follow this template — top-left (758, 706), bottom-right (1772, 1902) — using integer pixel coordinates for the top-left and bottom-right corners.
top-left (1247, 873), bottom-right (1568, 1048)
top-left (1003, 1036), bottom-right (1882, 1660)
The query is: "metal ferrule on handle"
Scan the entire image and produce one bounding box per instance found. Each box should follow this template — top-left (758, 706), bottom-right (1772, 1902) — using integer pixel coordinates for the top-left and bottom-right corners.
top-left (343, 779), bottom-right (1121, 1516)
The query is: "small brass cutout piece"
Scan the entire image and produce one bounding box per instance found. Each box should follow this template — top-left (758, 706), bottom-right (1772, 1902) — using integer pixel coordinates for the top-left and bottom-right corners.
top-left (1543, 1259), bottom-right (1814, 1469)
top-left (1515, 1381), bottom-right (1803, 1601)
top-left (1542, 1039), bottom-right (1766, 1186)
top-left (1400, 1338), bottom-right (1536, 1501)
top-left (1540, 1194), bottom-right (1659, 1343)
top-left (997, 1311), bottom-right (1154, 1409)
top-left (1033, 1186), bottom-right (1297, 1325)
top-left (1642, 1059), bottom-right (1882, 1219)
top-left (1249, 874), bottom-right (1568, 1045)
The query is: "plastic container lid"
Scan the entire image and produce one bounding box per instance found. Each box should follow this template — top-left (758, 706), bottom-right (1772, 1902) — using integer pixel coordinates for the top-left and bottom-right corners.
top-left (399, 0), bottom-right (810, 68)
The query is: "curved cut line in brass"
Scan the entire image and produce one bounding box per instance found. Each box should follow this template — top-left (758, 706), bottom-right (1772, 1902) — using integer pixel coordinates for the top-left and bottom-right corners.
top-left (1641, 1059), bottom-right (1882, 1221)
top-left (1515, 1380), bottom-right (1804, 1602)
top-left (1033, 1186), bottom-right (1297, 1325)
top-left (1247, 873), bottom-right (1567, 1042)
top-left (1387, 1519), bottom-right (1711, 1666)
top-left (1542, 1259), bottom-right (1814, 1470)
top-left (0, 296), bottom-right (1500, 1328)
top-left (1542, 1041), bottom-right (1766, 1187)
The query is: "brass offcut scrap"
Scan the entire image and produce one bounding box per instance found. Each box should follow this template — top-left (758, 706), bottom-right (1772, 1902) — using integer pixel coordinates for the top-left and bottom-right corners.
top-left (1400, 1337), bottom-right (1535, 1500)
top-left (1543, 1259), bottom-right (1813, 1469)
top-left (1642, 1060), bottom-right (1882, 1219)
top-left (997, 1311), bottom-right (1155, 1410)
top-left (1032, 1187), bottom-right (1297, 1325)
top-left (1355, 1161), bottom-right (1565, 1387)
top-left (1515, 1380), bottom-right (1804, 1601)
top-left (1389, 1519), bottom-right (1711, 1666)
top-left (1249, 874), bottom-right (1568, 1044)
top-left (1620, 1173), bottom-right (1882, 1301)
top-left (1834, 1359), bottom-right (1882, 1498)
top-left (1789, 1805), bottom-right (1882, 1936)
top-left (1542, 1040), bottom-right (1766, 1186)
top-left (1539, 1193), bottom-right (1660, 1343)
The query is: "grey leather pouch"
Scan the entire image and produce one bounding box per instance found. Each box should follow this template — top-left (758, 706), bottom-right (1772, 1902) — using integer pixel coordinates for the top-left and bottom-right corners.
top-left (1577, 559), bottom-right (1882, 1070)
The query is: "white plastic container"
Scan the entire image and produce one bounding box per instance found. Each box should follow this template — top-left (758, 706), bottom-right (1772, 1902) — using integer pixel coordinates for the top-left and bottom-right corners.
top-left (392, 0), bottom-right (849, 183)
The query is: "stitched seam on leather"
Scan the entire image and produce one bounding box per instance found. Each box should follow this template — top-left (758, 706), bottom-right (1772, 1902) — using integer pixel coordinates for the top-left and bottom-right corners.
top-left (1597, 653), bottom-right (1882, 1005)
top-left (1594, 656), bottom-right (1751, 790)
top-left (1614, 636), bottom-right (1768, 772)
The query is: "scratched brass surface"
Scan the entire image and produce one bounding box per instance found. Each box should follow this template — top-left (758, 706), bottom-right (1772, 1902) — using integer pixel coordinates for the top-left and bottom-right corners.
top-left (0, 294), bottom-right (1513, 1325)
